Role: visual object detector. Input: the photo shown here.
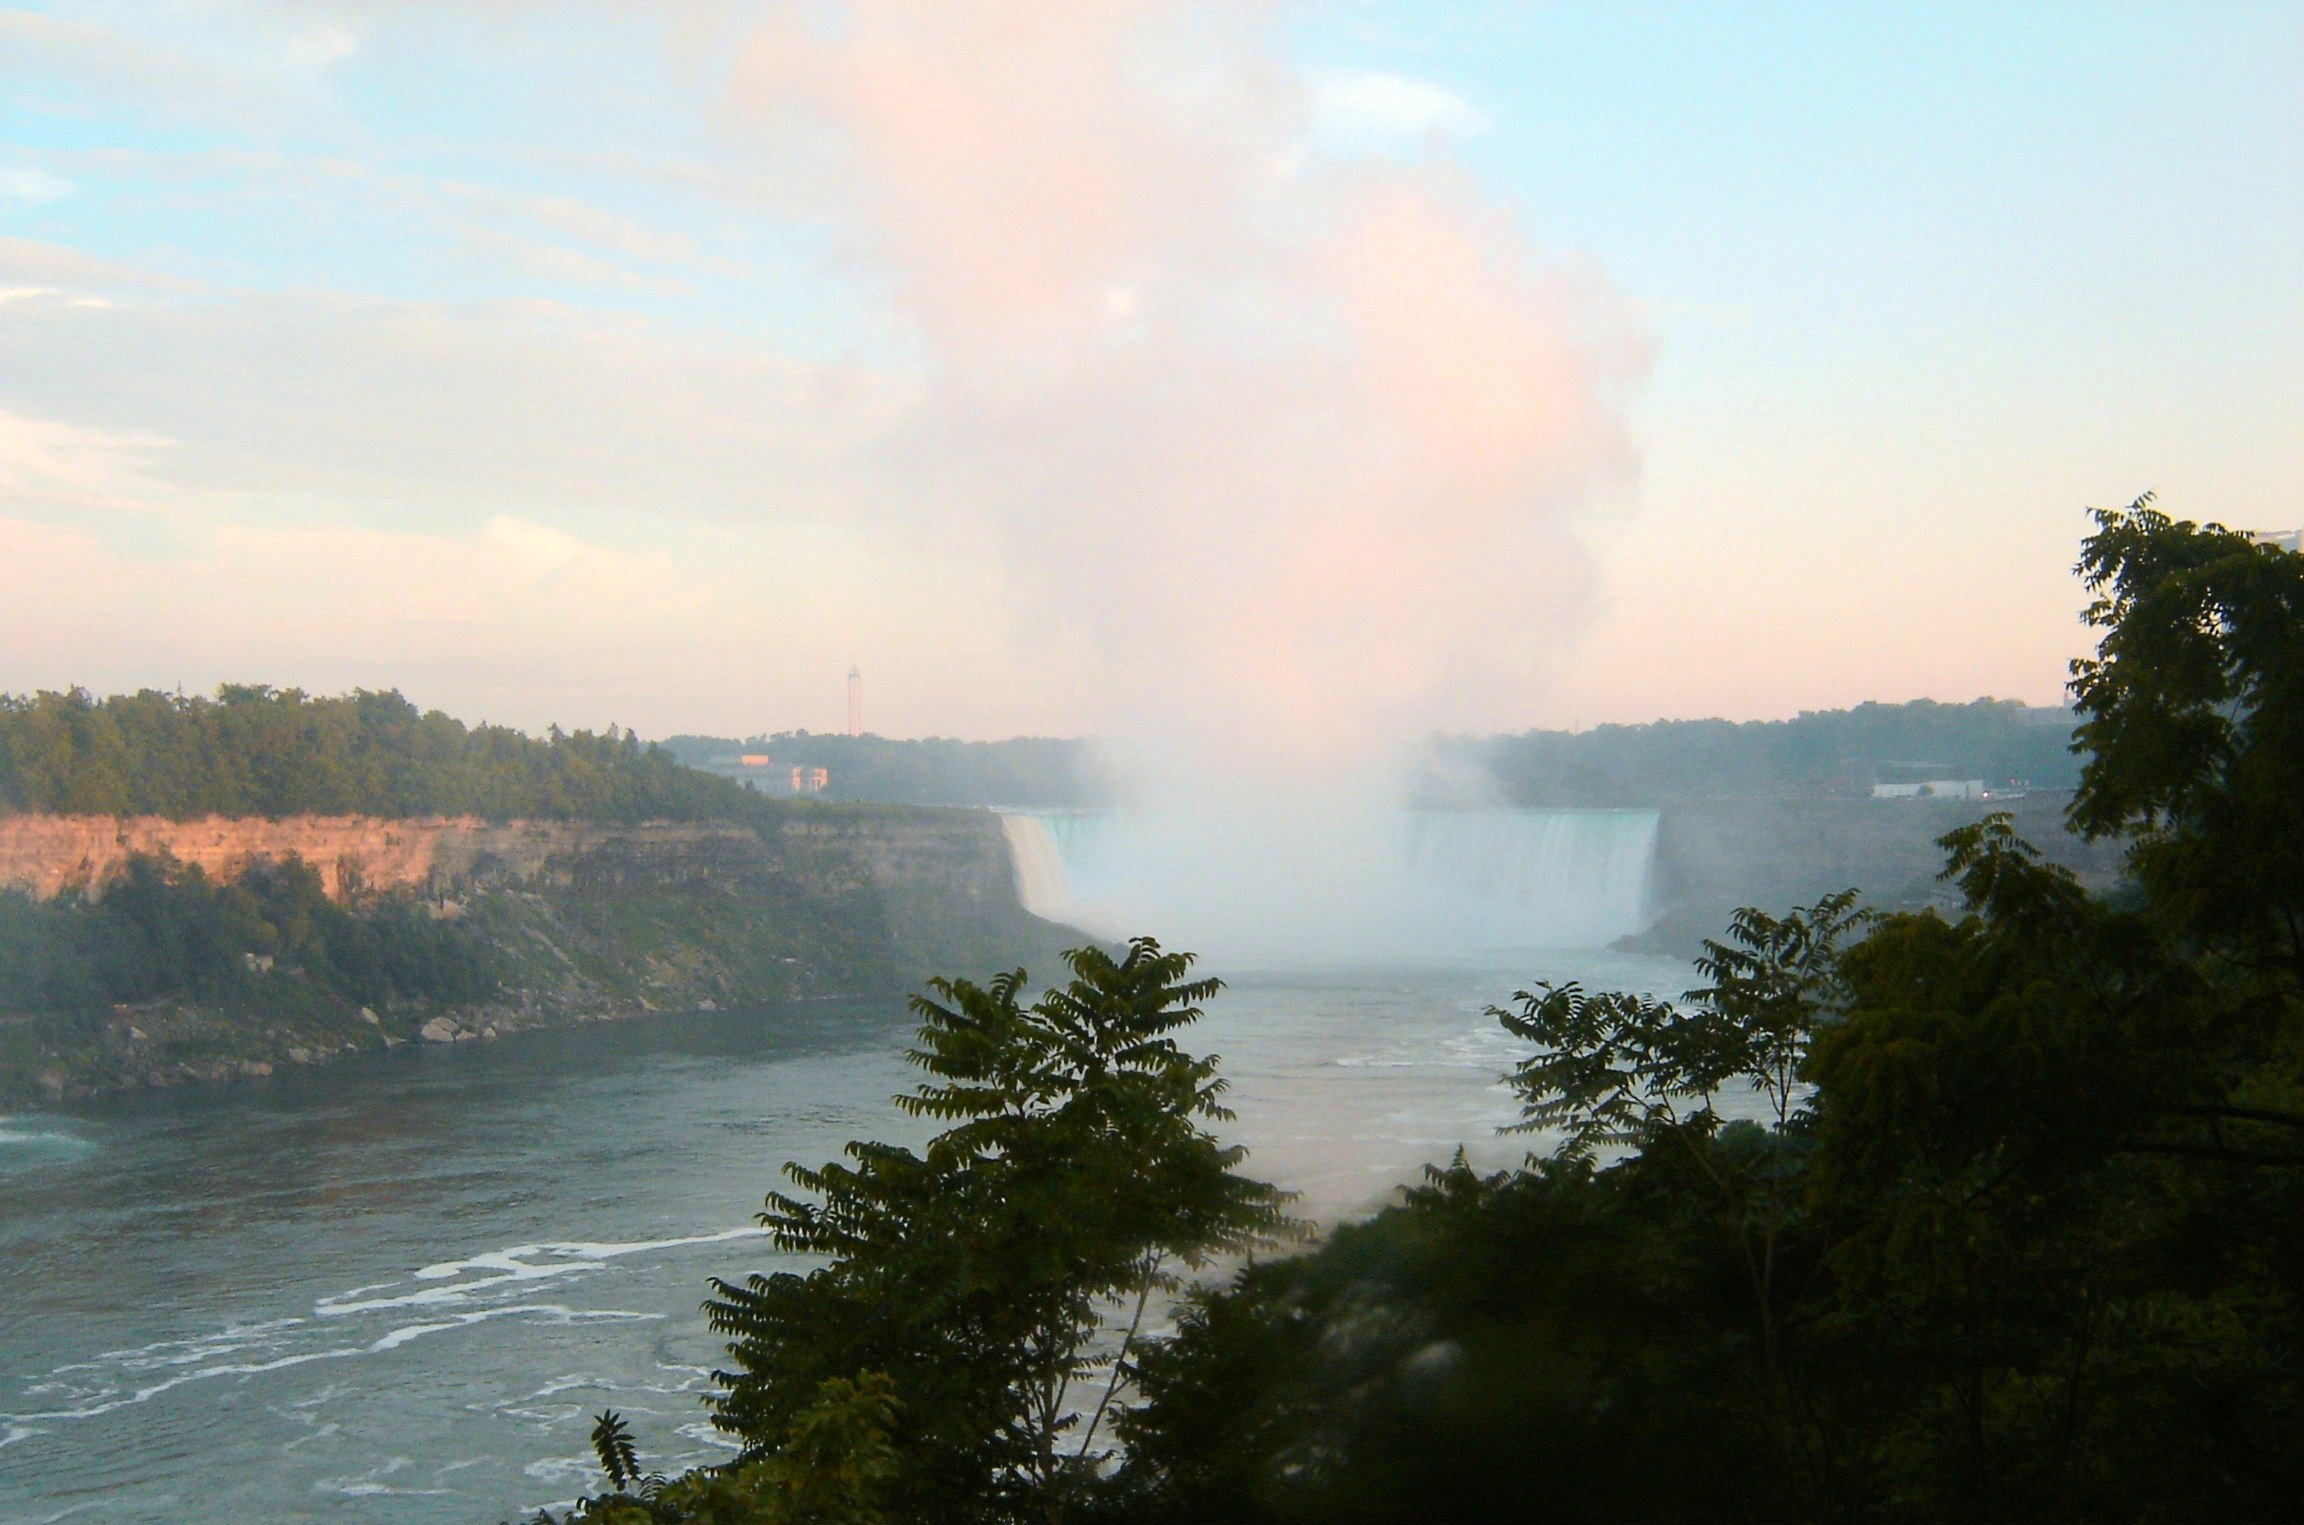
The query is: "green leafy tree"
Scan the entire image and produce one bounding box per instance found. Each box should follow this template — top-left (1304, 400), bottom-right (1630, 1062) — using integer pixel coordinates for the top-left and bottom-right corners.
top-left (2069, 493), bottom-right (2304, 989)
top-left (0, 684), bottom-right (770, 821)
top-left (592, 1411), bottom-right (653, 1496)
top-left (1110, 504), bottom-right (2304, 1523)
top-left (1497, 890), bottom-right (1867, 1395)
top-left (530, 1375), bottom-right (903, 1525)
top-left (705, 939), bottom-right (1294, 1525)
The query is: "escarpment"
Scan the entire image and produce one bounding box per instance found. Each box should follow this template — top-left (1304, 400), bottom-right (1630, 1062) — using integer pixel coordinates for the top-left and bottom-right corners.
top-left (0, 806), bottom-right (1073, 1103)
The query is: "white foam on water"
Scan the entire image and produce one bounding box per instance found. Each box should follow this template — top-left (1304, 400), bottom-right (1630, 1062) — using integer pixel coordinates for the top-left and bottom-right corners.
top-left (77, 1316), bottom-right (307, 1370)
top-left (13, 1504), bottom-right (103, 1525)
top-left (0, 1116), bottom-right (90, 1145)
top-left (7, 1345), bottom-right (372, 1424)
top-left (368, 1305), bottom-right (657, 1353)
top-left (409, 1226), bottom-right (768, 1283)
top-left (317, 1456), bottom-right (450, 1499)
top-left (523, 1449), bottom-right (607, 1485)
top-left (674, 1420), bottom-right (743, 1450)
top-left (4, 1300), bottom-right (658, 1441)
top-left (316, 1227), bottom-right (764, 1317)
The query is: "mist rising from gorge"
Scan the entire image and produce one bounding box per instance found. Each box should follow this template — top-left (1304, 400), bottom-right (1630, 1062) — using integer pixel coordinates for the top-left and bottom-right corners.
top-left (729, 1), bottom-right (1646, 957)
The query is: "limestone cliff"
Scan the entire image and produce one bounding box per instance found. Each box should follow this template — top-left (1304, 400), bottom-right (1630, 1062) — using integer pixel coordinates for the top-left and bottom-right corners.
top-left (0, 806), bottom-right (1073, 1102)
top-left (1622, 790), bottom-right (2129, 955)
top-left (0, 809), bottom-right (1014, 905)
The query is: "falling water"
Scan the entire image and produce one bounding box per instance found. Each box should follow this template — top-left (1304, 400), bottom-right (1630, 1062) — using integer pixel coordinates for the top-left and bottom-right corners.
top-left (999, 807), bottom-right (1659, 954)
top-left (998, 812), bottom-right (1075, 920)
top-left (1404, 808), bottom-right (1661, 948)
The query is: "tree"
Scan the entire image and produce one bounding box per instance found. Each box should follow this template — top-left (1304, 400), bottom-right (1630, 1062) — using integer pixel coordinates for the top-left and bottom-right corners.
top-left (1497, 890), bottom-right (1867, 1397)
top-left (2069, 493), bottom-right (2304, 985)
top-left (705, 939), bottom-right (1294, 1525)
top-left (527, 1376), bottom-right (903, 1525)
top-left (0, 683), bottom-right (772, 821)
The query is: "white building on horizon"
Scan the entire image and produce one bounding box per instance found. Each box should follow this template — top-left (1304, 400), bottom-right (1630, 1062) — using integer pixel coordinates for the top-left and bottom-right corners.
top-left (1871, 779), bottom-right (1989, 801)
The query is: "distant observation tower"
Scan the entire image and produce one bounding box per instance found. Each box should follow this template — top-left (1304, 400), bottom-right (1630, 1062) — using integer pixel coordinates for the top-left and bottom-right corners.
top-left (847, 665), bottom-right (862, 737)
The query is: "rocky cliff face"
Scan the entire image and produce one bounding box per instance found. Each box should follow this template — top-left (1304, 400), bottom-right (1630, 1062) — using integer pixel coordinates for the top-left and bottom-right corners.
top-left (0, 808), bottom-right (1020, 906)
top-left (0, 806), bottom-right (1073, 1103)
top-left (1624, 790), bottom-right (2128, 955)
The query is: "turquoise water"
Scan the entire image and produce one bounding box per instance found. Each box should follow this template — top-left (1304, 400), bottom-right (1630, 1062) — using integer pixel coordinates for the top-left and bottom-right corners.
top-left (0, 951), bottom-right (1689, 1523)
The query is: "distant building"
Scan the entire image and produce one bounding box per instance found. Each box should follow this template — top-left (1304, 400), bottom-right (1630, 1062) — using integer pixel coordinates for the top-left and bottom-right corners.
top-left (1871, 779), bottom-right (1988, 801)
top-left (847, 666), bottom-right (863, 738)
top-left (696, 755), bottom-right (830, 797)
top-left (2247, 527), bottom-right (2301, 554)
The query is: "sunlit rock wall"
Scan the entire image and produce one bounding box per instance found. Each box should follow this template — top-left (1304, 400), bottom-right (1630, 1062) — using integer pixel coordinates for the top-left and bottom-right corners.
top-left (0, 809), bottom-right (1022, 909)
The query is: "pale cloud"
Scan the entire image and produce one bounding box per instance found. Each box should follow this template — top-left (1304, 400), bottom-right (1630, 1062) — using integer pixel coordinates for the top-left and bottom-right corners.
top-left (24, 142), bottom-right (733, 291)
top-left (0, 165), bottom-right (71, 203)
top-left (0, 508), bottom-right (696, 715)
top-left (0, 6), bottom-right (345, 128)
top-left (725, 1), bottom-right (1639, 770)
top-left (0, 275), bottom-right (900, 517)
top-left (453, 221), bottom-right (695, 294)
top-left (1311, 67), bottom-right (1485, 143)
top-left (0, 492), bottom-right (1050, 737)
top-left (0, 1), bottom-right (1641, 754)
top-left (0, 407), bottom-right (176, 513)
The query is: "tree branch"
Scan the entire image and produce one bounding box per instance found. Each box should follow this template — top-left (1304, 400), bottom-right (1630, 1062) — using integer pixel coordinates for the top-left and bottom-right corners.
top-left (2153, 1103), bottom-right (2304, 1132)
top-left (2117, 1140), bottom-right (2304, 1168)
top-left (1075, 1253), bottom-right (1163, 1463)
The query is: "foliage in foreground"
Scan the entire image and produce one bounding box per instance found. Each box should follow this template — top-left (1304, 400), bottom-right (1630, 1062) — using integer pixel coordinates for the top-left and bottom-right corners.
top-left (1105, 498), bottom-right (2304, 1524)
top-left (540, 500), bottom-right (2301, 1523)
top-left (534, 940), bottom-right (1292, 1525)
top-left (706, 938), bottom-right (1296, 1523)
top-left (540, 1381), bottom-right (901, 1525)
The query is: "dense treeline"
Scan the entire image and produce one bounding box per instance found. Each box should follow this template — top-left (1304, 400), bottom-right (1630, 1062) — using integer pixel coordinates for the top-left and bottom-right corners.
top-left (0, 853), bottom-right (493, 1016)
top-left (538, 501), bottom-right (2302, 1525)
top-left (0, 686), bottom-right (767, 820)
top-left (1444, 696), bottom-right (2082, 806)
top-left (659, 732), bottom-right (1112, 808)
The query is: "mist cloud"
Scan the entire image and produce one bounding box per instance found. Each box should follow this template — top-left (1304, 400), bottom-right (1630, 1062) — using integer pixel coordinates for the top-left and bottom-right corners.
top-left (0, 0), bottom-right (1647, 781)
top-left (728, 0), bottom-right (1645, 780)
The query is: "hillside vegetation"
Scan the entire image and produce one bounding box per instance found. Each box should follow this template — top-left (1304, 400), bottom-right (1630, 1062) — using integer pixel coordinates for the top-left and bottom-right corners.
top-left (1444, 697), bottom-right (2081, 806)
top-left (0, 689), bottom-right (1079, 1102)
top-left (0, 685), bottom-right (762, 820)
top-left (660, 731), bottom-right (1112, 808)
top-left (541, 501), bottom-right (2303, 1525)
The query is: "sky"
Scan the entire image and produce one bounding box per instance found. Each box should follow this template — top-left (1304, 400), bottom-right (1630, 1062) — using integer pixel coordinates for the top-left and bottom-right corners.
top-left (1, 1), bottom-right (2297, 748)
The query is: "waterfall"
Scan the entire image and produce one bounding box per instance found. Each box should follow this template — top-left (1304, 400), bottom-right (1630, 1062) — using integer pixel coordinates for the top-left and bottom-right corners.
top-left (1001, 805), bottom-right (1660, 953)
top-left (998, 812), bottom-right (1075, 920)
top-left (997, 810), bottom-right (1126, 927)
top-left (1404, 808), bottom-right (1661, 948)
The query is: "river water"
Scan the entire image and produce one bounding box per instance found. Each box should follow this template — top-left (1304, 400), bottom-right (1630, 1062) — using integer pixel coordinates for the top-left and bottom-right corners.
top-left (0, 951), bottom-right (1688, 1523)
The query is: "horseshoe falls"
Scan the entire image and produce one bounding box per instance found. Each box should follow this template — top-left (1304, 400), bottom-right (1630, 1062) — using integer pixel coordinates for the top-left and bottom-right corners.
top-left (997, 807), bottom-right (1660, 956)
top-left (1402, 807), bottom-right (1661, 949)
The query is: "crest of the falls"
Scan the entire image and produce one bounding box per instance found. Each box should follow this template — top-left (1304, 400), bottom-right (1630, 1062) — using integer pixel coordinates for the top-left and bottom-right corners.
top-left (998, 811), bottom-right (1079, 921)
top-left (997, 810), bottom-right (1134, 931)
top-left (1403, 807), bottom-right (1660, 949)
top-left (998, 806), bottom-right (1659, 953)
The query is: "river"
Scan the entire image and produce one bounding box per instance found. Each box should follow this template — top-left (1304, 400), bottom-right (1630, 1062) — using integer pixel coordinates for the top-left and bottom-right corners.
top-left (0, 950), bottom-right (1688, 1523)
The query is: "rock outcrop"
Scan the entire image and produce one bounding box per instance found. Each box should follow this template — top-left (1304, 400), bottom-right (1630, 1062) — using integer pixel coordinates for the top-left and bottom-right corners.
top-left (0, 809), bottom-right (1020, 907)
top-left (0, 805), bottom-right (1075, 1103)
